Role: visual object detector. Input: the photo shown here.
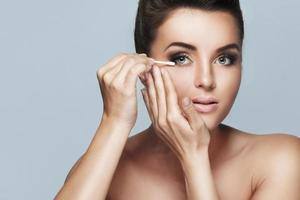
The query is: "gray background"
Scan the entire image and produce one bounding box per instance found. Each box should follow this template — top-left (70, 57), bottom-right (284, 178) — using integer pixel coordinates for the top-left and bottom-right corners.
top-left (0, 0), bottom-right (299, 199)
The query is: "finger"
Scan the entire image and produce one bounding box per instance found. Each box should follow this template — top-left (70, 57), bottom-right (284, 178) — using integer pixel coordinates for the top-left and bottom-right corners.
top-left (99, 53), bottom-right (150, 84)
top-left (160, 68), bottom-right (183, 117)
top-left (146, 72), bottom-right (159, 122)
top-left (101, 56), bottom-right (129, 84)
top-left (143, 85), bottom-right (170, 149)
top-left (98, 53), bottom-right (128, 75)
top-left (137, 53), bottom-right (152, 80)
top-left (141, 88), bottom-right (155, 123)
top-left (99, 53), bottom-right (148, 75)
top-left (124, 62), bottom-right (153, 88)
top-left (161, 68), bottom-right (193, 134)
top-left (113, 55), bottom-right (154, 85)
top-left (151, 124), bottom-right (183, 159)
top-left (151, 65), bottom-right (167, 123)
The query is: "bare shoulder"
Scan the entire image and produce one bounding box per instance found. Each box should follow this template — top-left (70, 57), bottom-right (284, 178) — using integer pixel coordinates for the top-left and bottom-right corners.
top-left (246, 132), bottom-right (300, 199)
top-left (248, 132), bottom-right (300, 158)
top-left (246, 132), bottom-right (300, 169)
top-left (256, 132), bottom-right (299, 145)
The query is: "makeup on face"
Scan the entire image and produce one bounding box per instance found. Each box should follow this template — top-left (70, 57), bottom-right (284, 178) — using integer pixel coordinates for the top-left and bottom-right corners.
top-left (163, 42), bottom-right (241, 67)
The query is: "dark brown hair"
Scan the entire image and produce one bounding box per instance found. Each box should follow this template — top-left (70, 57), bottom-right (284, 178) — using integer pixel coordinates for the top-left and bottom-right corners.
top-left (134, 0), bottom-right (244, 55)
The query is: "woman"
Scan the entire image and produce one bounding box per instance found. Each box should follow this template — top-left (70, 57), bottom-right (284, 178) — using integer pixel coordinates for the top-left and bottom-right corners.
top-left (55, 0), bottom-right (300, 199)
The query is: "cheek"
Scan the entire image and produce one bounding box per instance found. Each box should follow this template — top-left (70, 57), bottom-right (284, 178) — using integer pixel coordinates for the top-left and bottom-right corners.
top-left (165, 68), bottom-right (190, 97)
top-left (222, 70), bottom-right (241, 98)
top-left (208, 70), bottom-right (241, 130)
top-left (166, 68), bottom-right (241, 112)
top-left (218, 69), bottom-right (241, 112)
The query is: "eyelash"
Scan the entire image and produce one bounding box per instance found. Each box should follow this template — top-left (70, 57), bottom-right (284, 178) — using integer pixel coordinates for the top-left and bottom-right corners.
top-left (217, 54), bottom-right (238, 66)
top-left (168, 52), bottom-right (191, 66)
top-left (168, 52), bottom-right (238, 66)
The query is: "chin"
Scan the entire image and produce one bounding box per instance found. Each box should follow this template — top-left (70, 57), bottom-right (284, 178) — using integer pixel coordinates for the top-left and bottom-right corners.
top-left (203, 119), bottom-right (218, 132)
top-left (197, 113), bottom-right (223, 133)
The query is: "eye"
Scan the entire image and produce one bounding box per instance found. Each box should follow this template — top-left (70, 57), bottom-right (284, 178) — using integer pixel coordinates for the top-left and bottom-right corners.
top-left (215, 54), bottom-right (237, 66)
top-left (168, 53), bottom-right (192, 66)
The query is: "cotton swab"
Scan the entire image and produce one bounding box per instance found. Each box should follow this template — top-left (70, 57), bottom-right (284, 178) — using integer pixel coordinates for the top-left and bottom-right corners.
top-left (153, 60), bottom-right (175, 66)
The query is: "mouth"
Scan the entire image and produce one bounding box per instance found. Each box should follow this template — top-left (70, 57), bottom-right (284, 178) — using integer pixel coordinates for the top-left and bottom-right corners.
top-left (191, 96), bottom-right (219, 113)
top-left (192, 102), bottom-right (218, 113)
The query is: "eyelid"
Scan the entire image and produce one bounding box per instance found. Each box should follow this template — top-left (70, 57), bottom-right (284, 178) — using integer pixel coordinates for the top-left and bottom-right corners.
top-left (214, 53), bottom-right (237, 65)
top-left (167, 51), bottom-right (239, 65)
top-left (168, 51), bottom-right (190, 58)
top-left (173, 55), bottom-right (192, 66)
top-left (168, 51), bottom-right (193, 63)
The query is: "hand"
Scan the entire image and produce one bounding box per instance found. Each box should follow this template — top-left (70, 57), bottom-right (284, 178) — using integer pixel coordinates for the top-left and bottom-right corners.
top-left (96, 53), bottom-right (154, 128)
top-left (141, 65), bottom-right (211, 161)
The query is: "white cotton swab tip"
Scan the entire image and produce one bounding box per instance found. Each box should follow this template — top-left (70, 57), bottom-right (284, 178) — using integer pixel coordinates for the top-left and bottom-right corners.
top-left (153, 60), bottom-right (175, 66)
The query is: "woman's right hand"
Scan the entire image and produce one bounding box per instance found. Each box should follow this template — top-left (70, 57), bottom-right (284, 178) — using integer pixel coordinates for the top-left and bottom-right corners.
top-left (96, 53), bottom-right (154, 129)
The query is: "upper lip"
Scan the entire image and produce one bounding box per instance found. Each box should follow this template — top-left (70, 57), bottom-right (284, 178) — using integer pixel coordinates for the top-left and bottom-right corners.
top-left (192, 96), bottom-right (218, 104)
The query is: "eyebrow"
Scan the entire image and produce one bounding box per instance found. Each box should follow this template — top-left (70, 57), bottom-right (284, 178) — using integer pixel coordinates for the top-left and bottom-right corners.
top-left (164, 42), bottom-right (241, 53)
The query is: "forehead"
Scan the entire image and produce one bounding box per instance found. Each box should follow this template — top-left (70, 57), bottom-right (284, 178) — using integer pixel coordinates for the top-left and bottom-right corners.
top-left (154, 8), bottom-right (240, 50)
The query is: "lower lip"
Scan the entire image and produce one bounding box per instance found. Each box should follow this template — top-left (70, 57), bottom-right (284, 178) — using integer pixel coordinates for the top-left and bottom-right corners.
top-left (193, 103), bottom-right (218, 113)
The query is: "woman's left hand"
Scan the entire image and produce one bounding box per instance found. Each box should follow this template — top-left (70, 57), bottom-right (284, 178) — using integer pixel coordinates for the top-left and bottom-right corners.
top-left (141, 65), bottom-right (211, 162)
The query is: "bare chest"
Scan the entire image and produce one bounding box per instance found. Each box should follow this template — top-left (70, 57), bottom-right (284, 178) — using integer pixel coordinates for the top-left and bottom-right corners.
top-left (108, 157), bottom-right (254, 200)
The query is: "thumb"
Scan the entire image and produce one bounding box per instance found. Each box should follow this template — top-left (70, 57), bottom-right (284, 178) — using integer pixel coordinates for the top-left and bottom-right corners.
top-left (181, 97), bottom-right (199, 130)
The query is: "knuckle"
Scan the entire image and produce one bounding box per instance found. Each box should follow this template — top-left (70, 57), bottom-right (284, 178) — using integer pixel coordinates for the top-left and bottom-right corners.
top-left (102, 73), bottom-right (112, 83)
top-left (129, 67), bottom-right (136, 74)
top-left (167, 113), bottom-right (178, 123)
top-left (137, 54), bottom-right (148, 60)
top-left (138, 55), bottom-right (151, 64)
top-left (139, 53), bottom-right (147, 57)
top-left (153, 119), bottom-right (159, 127)
top-left (110, 81), bottom-right (122, 91)
top-left (158, 118), bottom-right (167, 129)
top-left (96, 68), bottom-right (103, 78)
top-left (129, 66), bottom-right (141, 75)
top-left (125, 57), bottom-right (136, 65)
top-left (133, 54), bottom-right (146, 61)
top-left (157, 117), bottom-right (164, 125)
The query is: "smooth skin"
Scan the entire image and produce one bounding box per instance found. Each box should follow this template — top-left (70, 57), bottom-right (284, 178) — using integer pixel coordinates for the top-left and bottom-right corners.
top-left (142, 65), bottom-right (219, 199)
top-left (54, 8), bottom-right (300, 200)
top-left (54, 53), bottom-right (156, 199)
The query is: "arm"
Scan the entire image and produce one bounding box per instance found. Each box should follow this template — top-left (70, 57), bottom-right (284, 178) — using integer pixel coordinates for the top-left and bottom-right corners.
top-left (54, 116), bottom-right (132, 200)
top-left (250, 136), bottom-right (300, 200)
top-left (64, 154), bottom-right (84, 185)
top-left (54, 53), bottom-right (154, 199)
top-left (180, 148), bottom-right (220, 200)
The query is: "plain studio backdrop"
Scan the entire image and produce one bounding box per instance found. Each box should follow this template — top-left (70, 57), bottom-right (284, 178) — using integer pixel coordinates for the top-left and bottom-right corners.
top-left (0, 0), bottom-right (299, 199)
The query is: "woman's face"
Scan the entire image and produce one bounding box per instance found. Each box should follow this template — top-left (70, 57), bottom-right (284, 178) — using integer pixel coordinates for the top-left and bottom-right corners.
top-left (148, 8), bottom-right (242, 131)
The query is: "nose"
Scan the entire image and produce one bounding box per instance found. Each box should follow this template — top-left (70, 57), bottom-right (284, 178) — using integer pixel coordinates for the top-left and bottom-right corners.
top-left (193, 62), bottom-right (216, 90)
